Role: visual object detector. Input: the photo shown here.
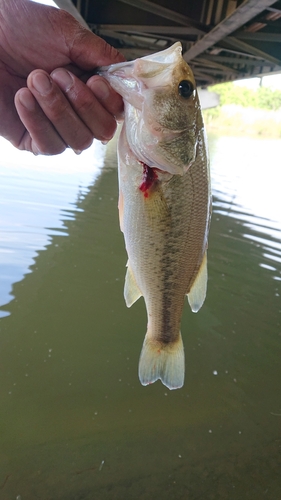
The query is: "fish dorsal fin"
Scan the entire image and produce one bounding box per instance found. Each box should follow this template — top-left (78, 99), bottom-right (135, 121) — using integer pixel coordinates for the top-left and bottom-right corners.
top-left (124, 261), bottom-right (142, 308)
top-left (187, 251), bottom-right (208, 313)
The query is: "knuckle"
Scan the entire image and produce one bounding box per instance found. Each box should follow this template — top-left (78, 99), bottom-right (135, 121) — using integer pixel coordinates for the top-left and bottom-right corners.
top-left (48, 100), bottom-right (69, 121)
top-left (75, 98), bottom-right (92, 116)
top-left (72, 88), bottom-right (98, 116)
top-left (102, 42), bottom-right (125, 64)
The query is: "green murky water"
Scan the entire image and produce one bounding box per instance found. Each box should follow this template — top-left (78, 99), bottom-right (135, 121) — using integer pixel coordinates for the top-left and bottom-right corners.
top-left (0, 134), bottom-right (280, 499)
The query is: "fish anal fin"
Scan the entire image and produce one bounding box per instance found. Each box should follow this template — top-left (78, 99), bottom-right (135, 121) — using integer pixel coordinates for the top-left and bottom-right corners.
top-left (138, 334), bottom-right (185, 390)
top-left (124, 261), bottom-right (142, 308)
top-left (187, 251), bottom-right (208, 313)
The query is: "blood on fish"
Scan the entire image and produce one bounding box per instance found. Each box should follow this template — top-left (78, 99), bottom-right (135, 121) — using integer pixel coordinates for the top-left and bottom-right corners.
top-left (139, 162), bottom-right (158, 198)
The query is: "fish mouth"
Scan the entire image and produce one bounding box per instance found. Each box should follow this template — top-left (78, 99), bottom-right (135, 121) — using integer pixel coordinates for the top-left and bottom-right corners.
top-left (98, 42), bottom-right (193, 118)
top-left (97, 60), bottom-right (144, 109)
top-left (97, 58), bottom-right (173, 110)
top-left (98, 60), bottom-right (135, 78)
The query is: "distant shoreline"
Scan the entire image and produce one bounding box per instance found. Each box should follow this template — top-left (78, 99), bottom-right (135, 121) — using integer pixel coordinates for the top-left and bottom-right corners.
top-left (203, 104), bottom-right (281, 139)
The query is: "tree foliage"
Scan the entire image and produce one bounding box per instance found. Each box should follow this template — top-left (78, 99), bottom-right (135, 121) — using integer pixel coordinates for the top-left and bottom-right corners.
top-left (210, 82), bottom-right (281, 111)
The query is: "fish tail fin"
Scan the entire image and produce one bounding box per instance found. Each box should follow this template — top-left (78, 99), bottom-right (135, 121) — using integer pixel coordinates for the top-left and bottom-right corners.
top-left (138, 333), bottom-right (185, 390)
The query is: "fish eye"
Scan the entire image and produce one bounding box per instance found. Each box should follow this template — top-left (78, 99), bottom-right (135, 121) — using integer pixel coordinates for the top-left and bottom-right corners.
top-left (178, 80), bottom-right (194, 99)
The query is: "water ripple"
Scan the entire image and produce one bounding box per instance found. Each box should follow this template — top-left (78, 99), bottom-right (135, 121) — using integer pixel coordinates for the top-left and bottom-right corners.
top-left (210, 135), bottom-right (281, 282)
top-left (0, 139), bottom-right (106, 316)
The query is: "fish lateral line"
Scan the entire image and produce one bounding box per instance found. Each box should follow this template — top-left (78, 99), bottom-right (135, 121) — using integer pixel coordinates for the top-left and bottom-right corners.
top-left (139, 162), bottom-right (158, 198)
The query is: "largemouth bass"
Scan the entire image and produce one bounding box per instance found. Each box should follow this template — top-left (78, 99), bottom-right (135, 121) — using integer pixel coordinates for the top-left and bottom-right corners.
top-left (101, 42), bottom-right (211, 390)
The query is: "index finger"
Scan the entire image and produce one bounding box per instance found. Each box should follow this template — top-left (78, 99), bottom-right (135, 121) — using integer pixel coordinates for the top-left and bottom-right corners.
top-left (50, 69), bottom-right (120, 141)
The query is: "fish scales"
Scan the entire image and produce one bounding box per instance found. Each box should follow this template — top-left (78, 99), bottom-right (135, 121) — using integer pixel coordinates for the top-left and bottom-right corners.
top-left (100, 42), bottom-right (211, 390)
top-left (123, 150), bottom-right (208, 336)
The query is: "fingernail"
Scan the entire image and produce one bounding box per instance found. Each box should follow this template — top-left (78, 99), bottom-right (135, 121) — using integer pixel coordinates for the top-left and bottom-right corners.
top-left (32, 72), bottom-right (52, 95)
top-left (17, 89), bottom-right (36, 111)
top-left (51, 69), bottom-right (73, 91)
top-left (93, 80), bottom-right (110, 100)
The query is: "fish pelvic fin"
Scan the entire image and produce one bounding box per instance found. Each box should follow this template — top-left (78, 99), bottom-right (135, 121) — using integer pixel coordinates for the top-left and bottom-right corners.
top-left (138, 333), bottom-right (185, 390)
top-left (124, 261), bottom-right (142, 307)
top-left (187, 251), bottom-right (208, 313)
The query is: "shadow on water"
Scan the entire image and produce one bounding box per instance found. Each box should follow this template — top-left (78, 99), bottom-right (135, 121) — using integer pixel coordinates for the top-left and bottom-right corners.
top-left (0, 135), bottom-right (281, 499)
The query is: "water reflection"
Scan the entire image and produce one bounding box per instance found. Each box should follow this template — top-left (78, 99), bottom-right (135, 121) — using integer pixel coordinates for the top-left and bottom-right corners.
top-left (0, 133), bottom-right (280, 499)
top-left (0, 138), bottom-right (106, 316)
top-left (209, 134), bottom-right (281, 282)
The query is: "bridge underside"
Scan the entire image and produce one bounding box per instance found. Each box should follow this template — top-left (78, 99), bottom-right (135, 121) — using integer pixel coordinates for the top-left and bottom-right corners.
top-left (56, 0), bottom-right (281, 86)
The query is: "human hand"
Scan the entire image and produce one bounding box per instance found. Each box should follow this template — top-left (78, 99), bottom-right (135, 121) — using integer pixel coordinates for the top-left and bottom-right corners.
top-left (0, 0), bottom-right (124, 155)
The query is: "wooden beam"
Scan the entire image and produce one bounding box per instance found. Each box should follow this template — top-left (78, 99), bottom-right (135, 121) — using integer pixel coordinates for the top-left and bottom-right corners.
top-left (197, 56), bottom-right (240, 74)
top-left (191, 63), bottom-right (236, 76)
top-left (201, 54), bottom-right (264, 66)
top-left (191, 70), bottom-right (215, 83)
top-left (90, 24), bottom-right (203, 35)
top-left (98, 29), bottom-right (168, 51)
top-left (118, 48), bottom-right (155, 59)
top-left (183, 0), bottom-right (277, 61)
top-left (234, 31), bottom-right (281, 42)
top-left (117, 0), bottom-right (207, 31)
top-left (223, 36), bottom-right (281, 65)
top-left (201, 54), bottom-right (265, 65)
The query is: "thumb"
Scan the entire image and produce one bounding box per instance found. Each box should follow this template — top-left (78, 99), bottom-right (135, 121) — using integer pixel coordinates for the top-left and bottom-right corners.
top-left (61, 15), bottom-right (126, 70)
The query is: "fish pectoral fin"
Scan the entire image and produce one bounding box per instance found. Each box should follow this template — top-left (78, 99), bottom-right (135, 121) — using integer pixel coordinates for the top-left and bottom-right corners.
top-left (124, 261), bottom-right (142, 308)
top-left (138, 333), bottom-right (185, 390)
top-left (187, 251), bottom-right (208, 313)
